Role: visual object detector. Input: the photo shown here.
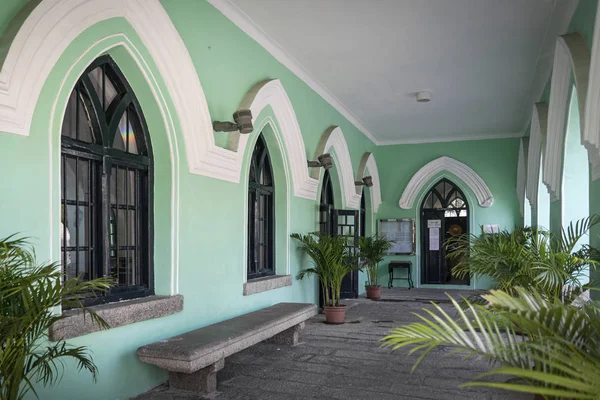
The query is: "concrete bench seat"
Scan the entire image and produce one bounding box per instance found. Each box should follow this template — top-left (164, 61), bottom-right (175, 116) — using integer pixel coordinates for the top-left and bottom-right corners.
top-left (136, 302), bottom-right (317, 394)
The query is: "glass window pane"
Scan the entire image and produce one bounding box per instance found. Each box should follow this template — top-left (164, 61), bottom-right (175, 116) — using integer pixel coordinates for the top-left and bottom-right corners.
top-left (88, 66), bottom-right (118, 110)
top-left (113, 112), bottom-right (127, 152)
top-left (61, 90), bottom-right (77, 139)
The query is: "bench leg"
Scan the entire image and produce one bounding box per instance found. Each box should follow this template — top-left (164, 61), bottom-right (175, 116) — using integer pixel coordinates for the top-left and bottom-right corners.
top-left (168, 359), bottom-right (224, 394)
top-left (265, 322), bottom-right (305, 346)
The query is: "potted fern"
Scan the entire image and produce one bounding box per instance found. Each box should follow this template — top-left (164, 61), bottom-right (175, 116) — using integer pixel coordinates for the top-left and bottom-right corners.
top-left (359, 235), bottom-right (395, 300)
top-left (292, 232), bottom-right (359, 324)
top-left (0, 235), bottom-right (112, 400)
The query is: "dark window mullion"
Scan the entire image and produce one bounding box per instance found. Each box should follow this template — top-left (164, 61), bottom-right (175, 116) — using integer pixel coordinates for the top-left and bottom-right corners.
top-left (75, 157), bottom-right (79, 278)
top-left (62, 155), bottom-right (67, 278)
top-left (102, 156), bottom-right (112, 280)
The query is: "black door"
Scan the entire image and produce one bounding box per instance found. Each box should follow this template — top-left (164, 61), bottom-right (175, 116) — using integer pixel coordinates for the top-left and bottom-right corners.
top-left (333, 209), bottom-right (359, 298)
top-left (421, 209), bottom-right (446, 284)
top-left (420, 179), bottom-right (470, 285)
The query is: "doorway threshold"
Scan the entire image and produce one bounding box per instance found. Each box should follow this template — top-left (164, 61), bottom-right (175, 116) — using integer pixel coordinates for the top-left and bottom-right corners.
top-left (371, 287), bottom-right (483, 303)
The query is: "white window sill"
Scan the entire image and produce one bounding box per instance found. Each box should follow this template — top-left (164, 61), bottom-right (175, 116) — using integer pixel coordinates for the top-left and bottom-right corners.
top-left (243, 275), bottom-right (292, 296)
top-left (49, 295), bottom-right (184, 341)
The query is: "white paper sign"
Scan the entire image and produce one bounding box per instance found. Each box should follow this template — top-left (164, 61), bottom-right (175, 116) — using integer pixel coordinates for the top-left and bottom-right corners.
top-left (429, 228), bottom-right (440, 251)
top-left (427, 219), bottom-right (442, 229)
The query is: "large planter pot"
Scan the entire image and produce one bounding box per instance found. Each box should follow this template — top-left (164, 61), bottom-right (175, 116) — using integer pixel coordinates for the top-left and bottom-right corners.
top-left (365, 285), bottom-right (381, 300)
top-left (324, 305), bottom-right (347, 324)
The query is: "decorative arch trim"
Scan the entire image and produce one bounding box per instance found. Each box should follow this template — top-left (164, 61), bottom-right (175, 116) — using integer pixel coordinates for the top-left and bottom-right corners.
top-left (0, 3), bottom-right (322, 199)
top-left (230, 79), bottom-right (318, 199)
top-left (516, 137), bottom-right (529, 217)
top-left (0, 0), bottom-right (243, 181)
top-left (526, 102), bottom-right (548, 210)
top-left (544, 33), bottom-right (590, 200)
top-left (356, 152), bottom-right (382, 213)
top-left (311, 126), bottom-right (360, 209)
top-left (584, 6), bottom-right (600, 180)
top-left (399, 156), bottom-right (493, 209)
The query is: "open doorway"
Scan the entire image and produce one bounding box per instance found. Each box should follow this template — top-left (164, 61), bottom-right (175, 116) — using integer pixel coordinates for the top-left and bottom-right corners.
top-left (420, 179), bottom-right (470, 285)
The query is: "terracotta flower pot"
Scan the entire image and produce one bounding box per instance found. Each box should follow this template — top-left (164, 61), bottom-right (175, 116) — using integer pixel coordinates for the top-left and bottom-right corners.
top-left (365, 285), bottom-right (381, 300)
top-left (324, 305), bottom-right (347, 324)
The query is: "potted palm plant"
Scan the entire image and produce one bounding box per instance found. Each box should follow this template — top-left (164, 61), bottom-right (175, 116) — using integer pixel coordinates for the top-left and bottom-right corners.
top-left (292, 232), bottom-right (359, 324)
top-left (382, 216), bottom-right (600, 399)
top-left (359, 235), bottom-right (395, 300)
top-left (445, 215), bottom-right (600, 303)
top-left (0, 235), bottom-right (112, 400)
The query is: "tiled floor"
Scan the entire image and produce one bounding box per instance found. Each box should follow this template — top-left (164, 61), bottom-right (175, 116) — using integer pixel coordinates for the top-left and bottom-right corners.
top-left (136, 300), bottom-right (528, 400)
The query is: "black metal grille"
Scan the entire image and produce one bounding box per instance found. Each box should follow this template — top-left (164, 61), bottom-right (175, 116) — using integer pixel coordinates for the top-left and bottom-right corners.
top-left (60, 56), bottom-right (153, 305)
top-left (247, 135), bottom-right (275, 280)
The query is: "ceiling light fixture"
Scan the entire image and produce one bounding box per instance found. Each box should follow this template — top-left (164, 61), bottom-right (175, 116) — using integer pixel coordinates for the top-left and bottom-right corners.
top-left (416, 91), bottom-right (432, 103)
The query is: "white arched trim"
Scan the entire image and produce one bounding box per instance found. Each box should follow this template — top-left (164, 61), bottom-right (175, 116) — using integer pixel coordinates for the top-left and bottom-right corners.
top-left (230, 79), bottom-right (319, 199)
top-left (544, 33), bottom-right (590, 200)
top-left (516, 137), bottom-right (529, 217)
top-left (311, 126), bottom-right (360, 209)
top-left (45, 36), bottom-right (183, 294)
top-left (0, 0), bottom-right (244, 182)
top-left (356, 152), bottom-right (382, 213)
top-left (526, 103), bottom-right (548, 210)
top-left (399, 156), bottom-right (493, 209)
top-left (584, 6), bottom-right (600, 180)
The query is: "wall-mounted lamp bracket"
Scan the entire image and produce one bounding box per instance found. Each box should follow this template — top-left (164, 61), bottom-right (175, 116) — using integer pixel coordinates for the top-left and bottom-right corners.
top-left (213, 109), bottom-right (253, 134)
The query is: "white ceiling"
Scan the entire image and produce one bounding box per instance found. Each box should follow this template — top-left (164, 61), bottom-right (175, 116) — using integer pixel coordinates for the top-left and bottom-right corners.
top-left (210, 0), bottom-right (578, 145)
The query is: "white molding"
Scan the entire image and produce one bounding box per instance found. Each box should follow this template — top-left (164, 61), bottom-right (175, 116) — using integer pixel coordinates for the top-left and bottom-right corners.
top-left (0, 3), bottom-right (320, 200)
top-left (356, 152), bottom-right (382, 213)
top-left (584, 5), bottom-right (600, 180)
top-left (207, 0), bottom-right (378, 146)
top-left (526, 103), bottom-right (549, 211)
top-left (0, 0), bottom-right (244, 181)
top-left (376, 131), bottom-right (523, 146)
top-left (240, 116), bottom-right (292, 283)
top-left (47, 37), bottom-right (183, 294)
top-left (231, 79), bottom-right (319, 200)
top-left (544, 33), bottom-right (590, 200)
top-left (516, 137), bottom-right (529, 217)
top-left (398, 156), bottom-right (494, 209)
top-left (311, 126), bottom-right (361, 209)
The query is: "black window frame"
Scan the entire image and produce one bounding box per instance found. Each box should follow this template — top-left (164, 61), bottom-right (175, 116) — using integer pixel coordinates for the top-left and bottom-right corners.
top-left (247, 135), bottom-right (275, 280)
top-left (60, 55), bottom-right (154, 306)
top-left (421, 178), bottom-right (469, 215)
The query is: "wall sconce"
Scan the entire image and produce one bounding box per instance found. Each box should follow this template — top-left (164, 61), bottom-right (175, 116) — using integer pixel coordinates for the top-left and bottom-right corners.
top-left (355, 176), bottom-right (373, 187)
top-left (307, 153), bottom-right (333, 169)
top-left (213, 109), bottom-right (253, 134)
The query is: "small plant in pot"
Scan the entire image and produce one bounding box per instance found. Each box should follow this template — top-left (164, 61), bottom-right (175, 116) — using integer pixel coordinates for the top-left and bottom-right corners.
top-left (291, 232), bottom-right (359, 324)
top-left (359, 235), bottom-right (394, 300)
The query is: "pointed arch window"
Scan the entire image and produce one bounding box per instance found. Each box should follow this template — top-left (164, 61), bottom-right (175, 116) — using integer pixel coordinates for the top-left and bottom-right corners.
top-left (248, 135), bottom-right (275, 279)
top-left (60, 56), bottom-right (153, 305)
top-left (422, 179), bottom-right (468, 218)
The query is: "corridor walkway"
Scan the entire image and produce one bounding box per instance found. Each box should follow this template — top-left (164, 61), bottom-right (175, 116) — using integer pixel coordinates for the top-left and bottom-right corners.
top-left (137, 300), bottom-right (529, 400)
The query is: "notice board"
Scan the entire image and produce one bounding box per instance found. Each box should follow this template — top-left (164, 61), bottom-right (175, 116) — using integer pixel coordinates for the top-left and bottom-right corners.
top-left (378, 219), bottom-right (416, 255)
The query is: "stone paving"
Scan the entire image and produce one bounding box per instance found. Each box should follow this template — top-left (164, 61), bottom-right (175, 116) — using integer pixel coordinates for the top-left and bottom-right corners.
top-left (376, 287), bottom-right (482, 303)
top-left (136, 299), bottom-right (529, 400)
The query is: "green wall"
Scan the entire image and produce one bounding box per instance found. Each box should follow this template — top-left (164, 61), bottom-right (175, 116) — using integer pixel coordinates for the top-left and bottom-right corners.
top-left (0, 1), bottom-right (377, 399)
top-left (529, 0), bottom-right (599, 296)
top-left (0, 1), bottom-right (532, 399)
top-left (375, 138), bottom-right (521, 290)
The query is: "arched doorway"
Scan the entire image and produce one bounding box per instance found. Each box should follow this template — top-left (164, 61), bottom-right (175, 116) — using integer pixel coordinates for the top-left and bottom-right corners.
top-left (420, 179), bottom-right (470, 285)
top-left (318, 169), bottom-right (359, 299)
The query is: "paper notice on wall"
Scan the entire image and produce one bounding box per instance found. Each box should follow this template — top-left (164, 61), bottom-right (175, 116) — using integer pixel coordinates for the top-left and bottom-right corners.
top-left (427, 219), bottom-right (442, 229)
top-left (429, 228), bottom-right (440, 251)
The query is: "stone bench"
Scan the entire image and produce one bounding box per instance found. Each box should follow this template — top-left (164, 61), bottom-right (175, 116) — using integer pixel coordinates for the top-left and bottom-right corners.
top-left (136, 302), bottom-right (317, 394)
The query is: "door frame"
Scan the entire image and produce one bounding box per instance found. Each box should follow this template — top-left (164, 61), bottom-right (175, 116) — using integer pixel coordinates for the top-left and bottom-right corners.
top-left (416, 176), bottom-right (474, 288)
